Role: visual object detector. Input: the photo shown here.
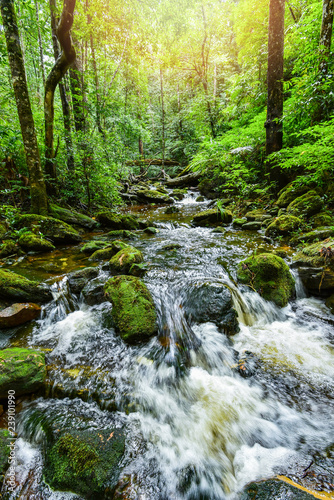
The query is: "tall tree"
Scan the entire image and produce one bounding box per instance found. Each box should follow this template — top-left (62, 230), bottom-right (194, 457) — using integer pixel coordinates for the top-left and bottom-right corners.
top-left (0, 0), bottom-right (48, 214)
top-left (44, 0), bottom-right (76, 194)
top-left (265, 0), bottom-right (287, 188)
top-left (319, 0), bottom-right (334, 75)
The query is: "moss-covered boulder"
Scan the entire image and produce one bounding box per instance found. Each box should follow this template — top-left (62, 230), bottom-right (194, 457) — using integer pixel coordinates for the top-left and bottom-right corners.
top-left (0, 348), bottom-right (46, 398)
top-left (18, 232), bottom-right (55, 252)
top-left (13, 214), bottom-right (82, 244)
top-left (241, 478), bottom-right (318, 500)
top-left (104, 276), bottom-right (157, 343)
top-left (96, 211), bottom-right (139, 230)
top-left (144, 226), bottom-right (159, 234)
top-left (276, 182), bottom-right (312, 208)
top-left (90, 240), bottom-right (130, 262)
top-left (80, 240), bottom-right (109, 255)
top-left (136, 189), bottom-right (173, 204)
top-left (198, 177), bottom-right (219, 199)
top-left (171, 188), bottom-right (188, 200)
top-left (309, 211), bottom-right (334, 228)
top-left (290, 226), bottom-right (334, 246)
top-left (49, 204), bottom-right (98, 229)
top-left (0, 239), bottom-right (17, 258)
top-left (44, 428), bottom-right (125, 498)
top-left (237, 253), bottom-right (295, 307)
top-left (233, 218), bottom-right (247, 227)
top-left (109, 245), bottom-right (143, 274)
top-left (0, 269), bottom-right (52, 303)
top-left (0, 303), bottom-right (41, 328)
top-left (106, 229), bottom-right (136, 239)
top-left (67, 267), bottom-right (99, 295)
top-left (245, 209), bottom-right (271, 222)
top-left (287, 190), bottom-right (323, 218)
top-left (292, 238), bottom-right (334, 294)
top-left (192, 208), bottom-right (232, 227)
top-left (0, 429), bottom-right (10, 487)
top-left (265, 215), bottom-right (303, 238)
top-left (242, 221), bottom-right (262, 231)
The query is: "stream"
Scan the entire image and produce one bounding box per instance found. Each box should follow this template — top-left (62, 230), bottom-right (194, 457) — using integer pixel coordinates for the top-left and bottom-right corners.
top-left (1, 191), bottom-right (334, 499)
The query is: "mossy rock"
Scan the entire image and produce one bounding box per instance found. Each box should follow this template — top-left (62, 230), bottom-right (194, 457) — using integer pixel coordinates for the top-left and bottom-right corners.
top-left (109, 245), bottom-right (143, 274)
top-left (106, 230), bottom-right (136, 239)
top-left (198, 178), bottom-right (219, 199)
top-left (0, 268), bottom-right (52, 303)
top-left (0, 239), bottom-right (17, 258)
top-left (245, 209), bottom-right (271, 222)
top-left (80, 240), bottom-right (109, 255)
top-left (67, 267), bottom-right (99, 295)
top-left (287, 190), bottom-right (323, 218)
top-left (241, 221), bottom-right (262, 231)
top-left (309, 211), bottom-right (334, 228)
top-left (0, 348), bottom-right (46, 398)
top-left (192, 208), bottom-right (232, 227)
top-left (171, 188), bottom-right (188, 200)
top-left (165, 206), bottom-right (180, 214)
top-left (96, 211), bottom-right (139, 230)
top-left (136, 189), bottom-right (173, 204)
top-left (237, 253), bottom-right (295, 307)
top-left (0, 429), bottom-right (10, 487)
top-left (276, 182), bottom-right (312, 208)
top-left (233, 218), bottom-right (247, 227)
top-left (129, 263), bottom-right (148, 277)
top-left (0, 222), bottom-right (7, 240)
top-left (290, 226), bottom-right (334, 246)
top-left (90, 240), bottom-right (130, 262)
top-left (49, 204), bottom-right (98, 229)
top-left (241, 478), bottom-right (318, 500)
top-left (144, 227), bottom-right (160, 234)
top-left (265, 215), bottom-right (303, 237)
top-left (326, 293), bottom-right (334, 313)
top-left (44, 428), bottom-right (125, 498)
top-left (104, 275), bottom-right (157, 343)
top-left (13, 214), bottom-right (82, 244)
top-left (18, 232), bottom-right (55, 252)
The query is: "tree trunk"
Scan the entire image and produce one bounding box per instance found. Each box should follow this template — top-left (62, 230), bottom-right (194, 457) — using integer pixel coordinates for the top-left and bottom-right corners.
top-left (49, 0), bottom-right (75, 172)
top-left (0, 0), bottom-right (48, 215)
top-left (35, 0), bottom-right (46, 87)
top-left (265, 0), bottom-right (288, 189)
top-left (160, 67), bottom-right (165, 172)
top-left (44, 0), bottom-right (76, 195)
top-left (319, 0), bottom-right (334, 76)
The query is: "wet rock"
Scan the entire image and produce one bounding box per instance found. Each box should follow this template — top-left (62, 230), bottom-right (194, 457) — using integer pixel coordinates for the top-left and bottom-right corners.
top-left (0, 269), bottom-right (52, 303)
top-left (129, 263), bottom-right (148, 277)
top-left (212, 227), bottom-right (225, 233)
top-left (96, 211), bottom-right (139, 230)
top-left (144, 227), bottom-right (160, 235)
top-left (276, 182), bottom-right (312, 208)
top-left (80, 240), bottom-right (109, 254)
top-left (0, 239), bottom-right (17, 257)
top-left (287, 190), bottom-right (323, 218)
top-left (81, 277), bottom-right (107, 305)
top-left (137, 189), bottom-right (174, 204)
top-left (90, 241), bottom-right (130, 262)
top-left (166, 171), bottom-right (201, 189)
top-left (196, 195), bottom-right (205, 202)
top-left (0, 348), bottom-right (46, 398)
top-left (18, 232), bottom-right (55, 252)
top-left (13, 214), bottom-right (82, 244)
top-left (161, 243), bottom-right (182, 251)
top-left (44, 428), bottom-right (125, 498)
top-left (245, 209), bottom-right (271, 222)
top-left (165, 206), bottom-right (180, 214)
top-left (67, 267), bottom-right (99, 295)
top-left (233, 218), bottom-right (247, 227)
top-left (171, 188), bottom-right (188, 200)
top-left (265, 215), bottom-right (303, 238)
top-left (104, 276), bottom-right (157, 343)
top-left (109, 245), bottom-right (143, 274)
top-left (236, 351), bottom-right (259, 378)
top-left (242, 221), bottom-right (262, 231)
top-left (309, 211), bottom-right (334, 228)
top-left (0, 429), bottom-right (10, 487)
top-left (0, 303), bottom-right (41, 328)
top-left (290, 227), bottom-right (334, 246)
top-left (49, 204), bottom-right (98, 229)
top-left (237, 253), bottom-right (295, 307)
top-left (292, 238), bottom-right (334, 294)
top-left (192, 208), bottom-right (232, 227)
top-left (241, 478), bottom-right (317, 499)
top-left (106, 230), bottom-right (136, 239)
top-left (138, 220), bottom-right (150, 229)
top-left (326, 294), bottom-right (334, 313)
top-left (197, 177), bottom-right (219, 199)
top-left (183, 282), bottom-right (239, 335)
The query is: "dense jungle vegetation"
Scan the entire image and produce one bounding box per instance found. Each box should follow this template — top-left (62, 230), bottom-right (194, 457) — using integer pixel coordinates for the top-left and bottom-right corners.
top-left (0, 0), bottom-right (333, 212)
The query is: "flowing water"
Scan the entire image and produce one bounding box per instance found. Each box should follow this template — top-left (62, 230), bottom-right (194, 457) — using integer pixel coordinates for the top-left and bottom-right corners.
top-left (1, 192), bottom-right (334, 499)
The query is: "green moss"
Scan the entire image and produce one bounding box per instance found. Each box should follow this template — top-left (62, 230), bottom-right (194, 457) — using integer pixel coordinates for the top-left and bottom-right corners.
top-left (293, 237), bottom-right (334, 268)
top-left (106, 230), bottom-right (135, 239)
top-left (0, 239), bottom-right (17, 257)
top-left (80, 240), bottom-right (109, 255)
top-left (49, 204), bottom-right (97, 229)
top-left (309, 211), bottom-right (334, 228)
top-left (0, 429), bottom-right (10, 487)
top-left (237, 253), bottom-right (295, 307)
top-left (0, 348), bottom-right (46, 398)
top-left (137, 189), bottom-right (173, 204)
top-left (109, 245), bottom-right (143, 274)
top-left (96, 211), bottom-right (139, 230)
top-left (104, 275), bottom-right (157, 342)
top-left (265, 215), bottom-right (303, 237)
top-left (13, 214), bottom-right (81, 244)
top-left (233, 218), bottom-right (247, 227)
top-left (44, 428), bottom-right (125, 497)
top-left (90, 240), bottom-right (130, 262)
top-left (18, 232), bottom-right (55, 252)
top-left (287, 190), bottom-right (323, 218)
top-left (192, 208), bottom-right (232, 227)
top-left (276, 182), bottom-right (311, 208)
top-left (0, 222), bottom-right (7, 239)
top-left (0, 268), bottom-right (52, 302)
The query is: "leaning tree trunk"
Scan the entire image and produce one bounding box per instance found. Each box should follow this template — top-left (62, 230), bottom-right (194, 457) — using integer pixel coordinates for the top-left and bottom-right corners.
top-left (265, 0), bottom-right (288, 189)
top-left (44, 0), bottom-right (76, 195)
top-left (0, 0), bottom-right (48, 215)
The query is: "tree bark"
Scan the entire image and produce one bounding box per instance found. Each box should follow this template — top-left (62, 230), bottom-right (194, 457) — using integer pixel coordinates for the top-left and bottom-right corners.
top-left (35, 0), bottom-right (46, 87)
top-left (49, 0), bottom-right (75, 172)
top-left (319, 0), bottom-right (334, 76)
top-left (265, 0), bottom-right (288, 189)
top-left (160, 67), bottom-right (165, 171)
top-left (0, 0), bottom-right (48, 215)
top-left (44, 0), bottom-right (76, 194)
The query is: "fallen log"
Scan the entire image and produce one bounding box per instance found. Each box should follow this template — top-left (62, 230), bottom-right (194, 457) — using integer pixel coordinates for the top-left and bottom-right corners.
top-left (165, 171), bottom-right (201, 188)
top-left (126, 159), bottom-right (180, 166)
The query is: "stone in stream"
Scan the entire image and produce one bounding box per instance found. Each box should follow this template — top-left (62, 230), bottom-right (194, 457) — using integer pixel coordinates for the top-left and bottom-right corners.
top-left (192, 208), bottom-right (232, 227)
top-left (109, 245), bottom-right (143, 274)
top-left (49, 204), bottom-right (98, 230)
top-left (241, 221), bottom-right (262, 231)
top-left (0, 348), bottom-right (46, 398)
top-left (80, 240), bottom-right (109, 255)
top-left (136, 189), bottom-right (174, 204)
top-left (265, 215), bottom-right (303, 238)
top-left (18, 232), bottom-right (56, 252)
top-left (276, 182), bottom-right (312, 208)
top-left (182, 282), bottom-right (239, 335)
top-left (0, 239), bottom-right (17, 258)
top-left (289, 226), bottom-right (334, 246)
top-left (309, 211), bottom-right (334, 228)
top-left (0, 269), bottom-right (52, 303)
top-left (237, 253), bottom-right (295, 307)
top-left (106, 229), bottom-right (136, 239)
top-left (165, 206), bottom-right (180, 214)
top-left (12, 214), bottom-right (82, 244)
top-left (233, 217), bottom-right (247, 227)
top-left (104, 276), bottom-right (157, 343)
top-left (44, 428), bottom-right (125, 498)
top-left (286, 190), bottom-right (323, 218)
top-left (144, 226), bottom-right (160, 234)
top-left (95, 211), bottom-right (140, 230)
top-left (81, 277), bottom-right (107, 305)
top-left (0, 303), bottom-right (41, 328)
top-left (89, 240), bottom-right (130, 262)
top-left (67, 267), bottom-right (100, 295)
top-left (241, 478), bottom-right (320, 499)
